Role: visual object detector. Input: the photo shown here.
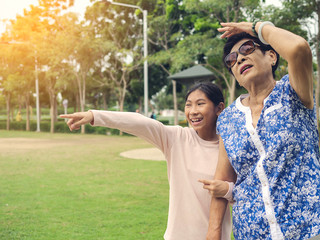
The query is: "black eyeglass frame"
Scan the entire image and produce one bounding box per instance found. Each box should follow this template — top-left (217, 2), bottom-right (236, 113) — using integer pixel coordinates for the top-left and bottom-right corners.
top-left (224, 40), bottom-right (261, 69)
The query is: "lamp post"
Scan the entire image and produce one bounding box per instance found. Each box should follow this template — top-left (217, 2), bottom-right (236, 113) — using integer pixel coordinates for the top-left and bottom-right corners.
top-left (0, 41), bottom-right (40, 132)
top-left (107, 1), bottom-right (148, 116)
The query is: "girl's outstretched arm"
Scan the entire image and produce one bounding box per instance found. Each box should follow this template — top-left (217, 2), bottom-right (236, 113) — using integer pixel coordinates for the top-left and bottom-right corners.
top-left (61, 110), bottom-right (175, 153)
top-left (60, 111), bottom-right (94, 131)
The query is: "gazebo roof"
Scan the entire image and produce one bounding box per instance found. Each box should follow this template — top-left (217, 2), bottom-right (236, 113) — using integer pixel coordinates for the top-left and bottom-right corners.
top-left (168, 65), bottom-right (215, 85)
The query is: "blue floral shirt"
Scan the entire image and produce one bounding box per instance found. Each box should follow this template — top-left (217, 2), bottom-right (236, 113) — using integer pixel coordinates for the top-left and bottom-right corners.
top-left (217, 75), bottom-right (320, 239)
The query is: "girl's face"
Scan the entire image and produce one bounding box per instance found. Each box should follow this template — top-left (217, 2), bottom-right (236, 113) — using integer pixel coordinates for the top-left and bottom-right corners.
top-left (185, 89), bottom-right (223, 141)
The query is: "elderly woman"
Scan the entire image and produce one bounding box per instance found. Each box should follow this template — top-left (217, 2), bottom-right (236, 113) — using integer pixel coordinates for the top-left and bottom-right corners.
top-left (203, 21), bottom-right (320, 239)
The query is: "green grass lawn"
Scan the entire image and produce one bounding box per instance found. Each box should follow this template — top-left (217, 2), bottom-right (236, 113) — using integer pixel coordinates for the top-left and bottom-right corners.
top-left (0, 131), bottom-right (169, 240)
top-left (0, 130), bottom-right (235, 240)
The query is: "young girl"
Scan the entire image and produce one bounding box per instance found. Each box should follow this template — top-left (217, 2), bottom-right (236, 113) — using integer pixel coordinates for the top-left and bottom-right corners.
top-left (60, 81), bottom-right (232, 240)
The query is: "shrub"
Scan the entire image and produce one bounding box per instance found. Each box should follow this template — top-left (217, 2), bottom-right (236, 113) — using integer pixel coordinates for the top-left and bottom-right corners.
top-left (0, 117), bottom-right (179, 135)
top-left (0, 120), bottom-right (133, 136)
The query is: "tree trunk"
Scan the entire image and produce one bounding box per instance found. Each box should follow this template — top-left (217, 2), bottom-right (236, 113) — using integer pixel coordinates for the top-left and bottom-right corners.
top-left (118, 87), bottom-right (127, 136)
top-left (39, 103), bottom-right (42, 122)
top-left (316, 2), bottom-right (320, 145)
top-left (25, 94), bottom-right (30, 131)
top-left (206, 64), bottom-right (236, 107)
top-left (138, 97), bottom-right (142, 113)
top-left (74, 71), bottom-right (86, 134)
top-left (11, 108), bottom-right (14, 122)
top-left (6, 94), bottom-right (10, 131)
top-left (173, 80), bottom-right (178, 125)
top-left (80, 72), bottom-right (86, 134)
top-left (316, 57), bottom-right (319, 131)
top-left (74, 92), bottom-right (78, 112)
top-left (102, 92), bottom-right (108, 110)
top-left (49, 92), bottom-right (56, 133)
top-left (54, 99), bottom-right (58, 123)
top-left (228, 76), bottom-right (236, 105)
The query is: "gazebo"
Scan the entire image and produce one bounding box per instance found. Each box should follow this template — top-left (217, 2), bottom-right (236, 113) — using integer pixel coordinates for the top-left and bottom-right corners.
top-left (168, 65), bottom-right (216, 125)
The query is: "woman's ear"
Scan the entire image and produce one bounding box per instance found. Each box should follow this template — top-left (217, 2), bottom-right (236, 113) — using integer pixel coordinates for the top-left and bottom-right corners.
top-left (216, 102), bottom-right (225, 116)
top-left (268, 50), bottom-right (277, 65)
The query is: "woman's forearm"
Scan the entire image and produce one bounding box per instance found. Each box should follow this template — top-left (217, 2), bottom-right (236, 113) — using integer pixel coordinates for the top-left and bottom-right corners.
top-left (206, 197), bottom-right (228, 240)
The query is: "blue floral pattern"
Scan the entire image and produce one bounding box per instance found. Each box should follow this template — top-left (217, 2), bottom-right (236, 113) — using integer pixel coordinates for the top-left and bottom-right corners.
top-left (217, 75), bottom-right (320, 239)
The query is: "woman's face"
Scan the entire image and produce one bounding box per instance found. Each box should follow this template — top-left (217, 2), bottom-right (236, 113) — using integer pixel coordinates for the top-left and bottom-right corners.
top-left (185, 89), bottom-right (221, 141)
top-left (229, 39), bottom-right (276, 88)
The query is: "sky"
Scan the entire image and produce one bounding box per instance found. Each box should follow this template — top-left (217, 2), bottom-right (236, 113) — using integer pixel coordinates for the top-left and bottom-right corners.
top-left (0, 0), bottom-right (92, 34)
top-left (0, 0), bottom-right (282, 34)
top-left (0, 0), bottom-right (92, 19)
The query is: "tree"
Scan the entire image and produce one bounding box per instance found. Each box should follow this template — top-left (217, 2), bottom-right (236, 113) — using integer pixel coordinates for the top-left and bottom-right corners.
top-left (85, 1), bottom-right (145, 113)
top-left (0, 38), bottom-right (35, 131)
top-left (170, 0), bottom-right (264, 105)
top-left (2, 0), bottom-right (77, 132)
top-left (281, 0), bottom-right (320, 128)
top-left (257, 0), bottom-right (318, 128)
top-left (60, 18), bottom-right (105, 133)
top-left (0, 43), bottom-right (15, 130)
top-left (147, 0), bottom-right (191, 124)
top-left (40, 12), bottom-right (82, 133)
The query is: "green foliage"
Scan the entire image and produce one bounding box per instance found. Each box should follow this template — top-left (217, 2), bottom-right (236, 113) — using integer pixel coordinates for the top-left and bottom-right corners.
top-left (0, 117), bottom-right (174, 134)
top-left (194, 18), bottom-right (220, 32)
top-left (257, 5), bottom-right (308, 41)
top-left (0, 0), bottom-right (317, 121)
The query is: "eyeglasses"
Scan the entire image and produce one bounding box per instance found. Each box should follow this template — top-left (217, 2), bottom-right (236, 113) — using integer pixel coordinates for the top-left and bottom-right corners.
top-left (224, 40), bottom-right (260, 68)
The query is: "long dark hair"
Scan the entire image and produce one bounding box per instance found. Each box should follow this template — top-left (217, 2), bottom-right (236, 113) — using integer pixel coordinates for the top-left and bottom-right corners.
top-left (185, 81), bottom-right (224, 106)
top-left (223, 32), bottom-right (279, 78)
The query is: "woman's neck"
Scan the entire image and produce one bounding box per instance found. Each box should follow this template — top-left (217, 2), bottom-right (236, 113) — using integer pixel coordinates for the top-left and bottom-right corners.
top-left (244, 79), bottom-right (276, 107)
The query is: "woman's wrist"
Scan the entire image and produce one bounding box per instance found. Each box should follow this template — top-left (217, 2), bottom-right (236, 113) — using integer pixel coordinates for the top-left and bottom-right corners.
top-left (252, 20), bottom-right (259, 37)
top-left (257, 21), bottom-right (275, 45)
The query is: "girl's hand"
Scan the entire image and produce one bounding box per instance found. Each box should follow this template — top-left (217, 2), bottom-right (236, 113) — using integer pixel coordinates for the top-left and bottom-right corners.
top-left (218, 22), bottom-right (254, 39)
top-left (198, 179), bottom-right (229, 197)
top-left (60, 111), bottom-right (94, 131)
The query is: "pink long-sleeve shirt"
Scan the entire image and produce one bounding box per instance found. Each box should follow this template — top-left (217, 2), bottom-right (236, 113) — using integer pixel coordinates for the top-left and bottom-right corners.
top-left (91, 110), bottom-right (232, 240)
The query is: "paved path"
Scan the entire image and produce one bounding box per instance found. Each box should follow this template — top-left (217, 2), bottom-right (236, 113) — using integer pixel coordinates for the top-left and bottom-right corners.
top-left (120, 148), bottom-right (166, 161)
top-left (0, 137), bottom-right (166, 161)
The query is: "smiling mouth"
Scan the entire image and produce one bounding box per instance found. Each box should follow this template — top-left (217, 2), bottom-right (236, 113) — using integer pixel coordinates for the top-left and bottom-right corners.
top-left (240, 65), bottom-right (253, 74)
top-left (191, 118), bottom-right (203, 123)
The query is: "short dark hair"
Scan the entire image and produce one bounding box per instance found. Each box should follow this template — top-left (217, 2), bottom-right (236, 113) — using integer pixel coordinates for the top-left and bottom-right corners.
top-left (185, 81), bottom-right (224, 106)
top-left (223, 32), bottom-right (279, 78)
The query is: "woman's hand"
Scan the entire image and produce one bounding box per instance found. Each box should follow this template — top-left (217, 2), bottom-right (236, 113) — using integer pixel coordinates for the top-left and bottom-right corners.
top-left (198, 179), bottom-right (229, 197)
top-left (218, 21), bottom-right (254, 39)
top-left (60, 111), bottom-right (94, 131)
